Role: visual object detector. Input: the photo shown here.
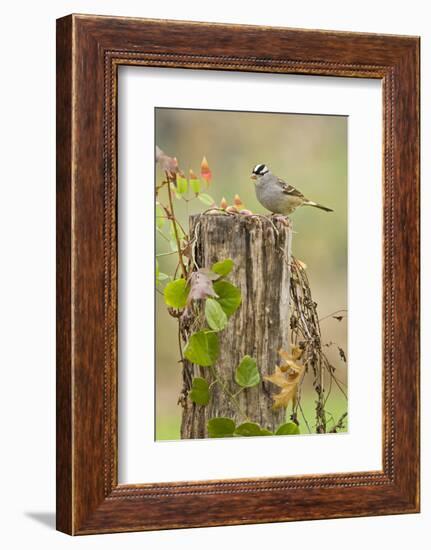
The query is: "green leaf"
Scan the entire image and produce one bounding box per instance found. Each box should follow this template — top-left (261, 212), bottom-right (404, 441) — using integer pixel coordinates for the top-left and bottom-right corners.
top-left (276, 422), bottom-right (300, 436)
top-left (198, 193), bottom-right (215, 206)
top-left (235, 356), bottom-right (260, 388)
top-left (207, 417), bottom-right (235, 438)
top-left (163, 278), bottom-right (189, 309)
top-left (190, 177), bottom-right (201, 194)
top-left (205, 298), bottom-right (228, 332)
top-left (234, 422), bottom-right (262, 437)
top-left (171, 182), bottom-right (182, 200)
top-left (184, 330), bottom-right (219, 366)
top-left (212, 280), bottom-right (241, 317)
top-left (177, 176), bottom-right (188, 195)
top-left (189, 377), bottom-right (210, 406)
top-left (156, 203), bottom-right (165, 229)
top-left (259, 428), bottom-right (274, 436)
top-left (212, 258), bottom-right (234, 277)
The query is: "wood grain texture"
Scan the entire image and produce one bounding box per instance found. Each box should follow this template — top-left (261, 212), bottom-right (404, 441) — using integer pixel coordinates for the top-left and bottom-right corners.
top-left (56, 14), bottom-right (420, 535)
top-left (180, 214), bottom-right (291, 438)
top-left (56, 16), bottom-right (73, 535)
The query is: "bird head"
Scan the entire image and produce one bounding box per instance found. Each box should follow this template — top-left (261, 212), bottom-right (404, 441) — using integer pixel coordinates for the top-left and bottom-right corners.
top-left (251, 163), bottom-right (269, 181)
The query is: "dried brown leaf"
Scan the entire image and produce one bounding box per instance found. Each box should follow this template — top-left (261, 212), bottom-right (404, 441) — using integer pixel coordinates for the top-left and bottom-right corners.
top-left (295, 259), bottom-right (307, 270)
top-left (156, 146), bottom-right (180, 176)
top-left (265, 350), bottom-right (305, 409)
top-left (226, 206), bottom-right (238, 213)
top-left (188, 269), bottom-right (219, 302)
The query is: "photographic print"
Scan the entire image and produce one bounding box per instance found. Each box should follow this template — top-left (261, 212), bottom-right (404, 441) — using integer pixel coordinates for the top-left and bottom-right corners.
top-left (155, 107), bottom-right (348, 441)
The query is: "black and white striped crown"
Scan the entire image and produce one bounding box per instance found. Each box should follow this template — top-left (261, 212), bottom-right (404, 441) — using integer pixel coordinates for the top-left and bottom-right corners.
top-left (252, 163), bottom-right (269, 176)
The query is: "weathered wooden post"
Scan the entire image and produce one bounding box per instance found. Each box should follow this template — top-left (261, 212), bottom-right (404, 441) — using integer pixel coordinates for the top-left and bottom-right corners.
top-left (180, 213), bottom-right (292, 438)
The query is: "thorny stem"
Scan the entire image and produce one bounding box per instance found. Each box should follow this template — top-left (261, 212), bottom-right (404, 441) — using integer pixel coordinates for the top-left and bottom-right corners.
top-left (159, 202), bottom-right (189, 239)
top-left (177, 322), bottom-right (184, 364)
top-left (165, 171), bottom-right (187, 279)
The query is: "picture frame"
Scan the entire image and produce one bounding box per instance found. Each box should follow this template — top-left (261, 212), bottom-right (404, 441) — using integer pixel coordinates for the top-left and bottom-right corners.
top-left (56, 14), bottom-right (420, 535)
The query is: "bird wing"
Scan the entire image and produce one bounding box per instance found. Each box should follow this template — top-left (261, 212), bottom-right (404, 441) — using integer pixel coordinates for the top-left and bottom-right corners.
top-left (275, 177), bottom-right (305, 199)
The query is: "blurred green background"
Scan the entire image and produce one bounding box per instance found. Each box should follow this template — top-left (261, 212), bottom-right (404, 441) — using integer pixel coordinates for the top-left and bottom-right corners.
top-left (155, 108), bottom-right (348, 440)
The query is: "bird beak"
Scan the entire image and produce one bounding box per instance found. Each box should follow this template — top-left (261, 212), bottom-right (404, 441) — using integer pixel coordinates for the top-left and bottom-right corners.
top-left (250, 174), bottom-right (257, 180)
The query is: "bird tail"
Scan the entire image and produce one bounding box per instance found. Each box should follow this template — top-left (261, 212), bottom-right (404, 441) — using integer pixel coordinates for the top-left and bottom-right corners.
top-left (303, 201), bottom-right (333, 212)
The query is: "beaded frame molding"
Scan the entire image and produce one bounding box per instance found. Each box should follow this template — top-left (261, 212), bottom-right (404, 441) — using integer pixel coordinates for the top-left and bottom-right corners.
top-left (56, 14), bottom-right (420, 535)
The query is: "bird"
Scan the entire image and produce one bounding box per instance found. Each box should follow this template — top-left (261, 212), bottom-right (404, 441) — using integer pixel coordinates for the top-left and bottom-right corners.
top-left (251, 163), bottom-right (333, 216)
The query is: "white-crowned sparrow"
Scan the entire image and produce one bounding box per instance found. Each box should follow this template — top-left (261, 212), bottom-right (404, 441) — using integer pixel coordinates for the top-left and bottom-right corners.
top-left (251, 164), bottom-right (333, 215)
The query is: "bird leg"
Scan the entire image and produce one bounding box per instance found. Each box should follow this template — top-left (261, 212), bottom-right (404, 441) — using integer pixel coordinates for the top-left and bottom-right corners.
top-left (270, 213), bottom-right (291, 227)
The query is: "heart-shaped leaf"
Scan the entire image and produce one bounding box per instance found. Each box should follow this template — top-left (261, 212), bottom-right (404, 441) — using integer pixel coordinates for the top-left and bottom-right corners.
top-left (212, 280), bottom-right (241, 317)
top-left (207, 417), bottom-right (235, 438)
top-left (234, 422), bottom-right (262, 437)
top-left (205, 298), bottom-right (228, 332)
top-left (184, 331), bottom-right (219, 367)
top-left (235, 355), bottom-right (260, 388)
top-left (275, 422), bottom-right (300, 435)
top-left (211, 258), bottom-right (234, 277)
top-left (163, 278), bottom-right (189, 309)
top-left (189, 377), bottom-right (210, 406)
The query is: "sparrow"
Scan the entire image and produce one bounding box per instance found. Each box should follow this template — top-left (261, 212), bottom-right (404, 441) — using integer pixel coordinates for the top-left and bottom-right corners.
top-left (251, 164), bottom-right (333, 215)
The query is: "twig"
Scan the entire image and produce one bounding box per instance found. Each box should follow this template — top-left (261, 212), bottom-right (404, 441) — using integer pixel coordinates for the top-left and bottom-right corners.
top-left (177, 322), bottom-right (184, 364)
top-left (156, 250), bottom-right (178, 257)
top-left (329, 412), bottom-right (348, 433)
top-left (298, 401), bottom-right (312, 434)
top-left (165, 171), bottom-right (187, 279)
top-left (289, 256), bottom-right (329, 433)
top-left (319, 309), bottom-right (348, 323)
top-left (209, 365), bottom-right (249, 422)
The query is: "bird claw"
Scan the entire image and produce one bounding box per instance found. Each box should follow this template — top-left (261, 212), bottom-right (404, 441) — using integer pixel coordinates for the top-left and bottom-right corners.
top-left (270, 214), bottom-right (291, 226)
